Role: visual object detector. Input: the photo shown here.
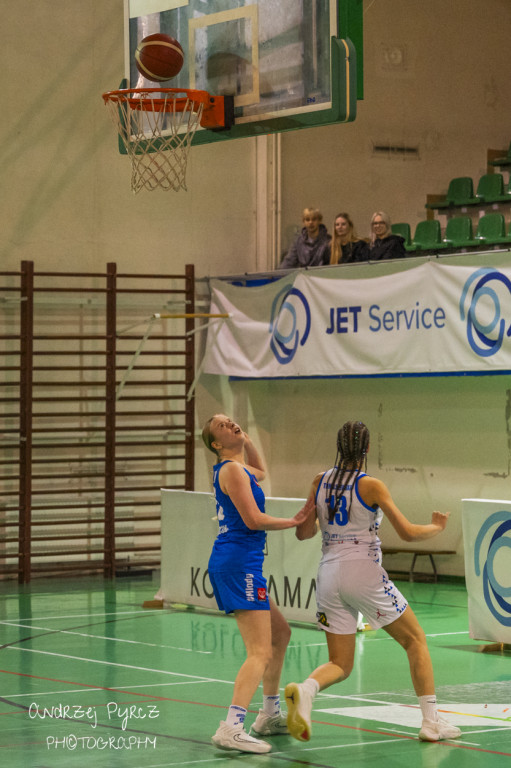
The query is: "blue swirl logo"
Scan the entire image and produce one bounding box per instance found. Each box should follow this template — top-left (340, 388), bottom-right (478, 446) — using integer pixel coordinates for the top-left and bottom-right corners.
top-left (459, 268), bottom-right (511, 357)
top-left (269, 285), bottom-right (311, 364)
top-left (474, 510), bottom-right (511, 626)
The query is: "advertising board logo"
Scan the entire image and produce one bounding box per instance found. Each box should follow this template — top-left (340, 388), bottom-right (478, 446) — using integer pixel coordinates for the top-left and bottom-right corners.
top-left (474, 510), bottom-right (511, 626)
top-left (269, 285), bottom-right (311, 364)
top-left (459, 268), bottom-right (511, 357)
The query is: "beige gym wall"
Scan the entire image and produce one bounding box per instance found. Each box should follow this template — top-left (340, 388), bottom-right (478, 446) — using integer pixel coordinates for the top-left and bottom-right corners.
top-left (280, 0), bottom-right (511, 253)
top-left (3, 0), bottom-right (511, 578)
top-left (3, 1), bottom-right (510, 275)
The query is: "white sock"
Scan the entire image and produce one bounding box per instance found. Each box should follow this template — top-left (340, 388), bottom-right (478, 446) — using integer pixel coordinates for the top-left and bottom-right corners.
top-left (302, 677), bottom-right (320, 698)
top-left (418, 694), bottom-right (439, 722)
top-left (226, 705), bottom-right (247, 728)
top-left (262, 694), bottom-right (281, 717)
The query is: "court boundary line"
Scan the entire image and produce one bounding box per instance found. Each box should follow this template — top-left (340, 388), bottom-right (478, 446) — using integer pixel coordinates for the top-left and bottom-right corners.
top-left (1, 668), bottom-right (510, 758)
top-left (1, 621), bottom-right (212, 654)
top-left (5, 647), bottom-right (235, 685)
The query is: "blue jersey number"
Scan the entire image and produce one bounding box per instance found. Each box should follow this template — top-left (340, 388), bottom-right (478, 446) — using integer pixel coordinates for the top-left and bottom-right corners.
top-left (328, 496), bottom-right (349, 526)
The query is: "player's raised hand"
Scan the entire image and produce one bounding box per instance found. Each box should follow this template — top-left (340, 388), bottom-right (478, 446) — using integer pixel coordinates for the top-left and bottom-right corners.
top-left (431, 510), bottom-right (450, 531)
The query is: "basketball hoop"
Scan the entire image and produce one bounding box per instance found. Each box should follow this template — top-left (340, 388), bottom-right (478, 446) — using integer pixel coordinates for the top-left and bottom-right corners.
top-left (102, 88), bottom-right (233, 193)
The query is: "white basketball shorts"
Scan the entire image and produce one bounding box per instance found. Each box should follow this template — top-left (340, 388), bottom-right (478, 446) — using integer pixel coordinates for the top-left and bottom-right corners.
top-left (315, 557), bottom-right (408, 634)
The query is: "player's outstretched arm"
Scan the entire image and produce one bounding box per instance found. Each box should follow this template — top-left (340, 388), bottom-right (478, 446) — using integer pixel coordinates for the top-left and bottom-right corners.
top-left (358, 476), bottom-right (450, 542)
top-left (222, 462), bottom-right (307, 531)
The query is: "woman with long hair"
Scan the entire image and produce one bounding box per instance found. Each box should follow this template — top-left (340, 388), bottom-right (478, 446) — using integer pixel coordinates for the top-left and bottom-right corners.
top-left (329, 212), bottom-right (369, 264)
top-left (202, 414), bottom-right (310, 754)
top-left (285, 420), bottom-right (461, 744)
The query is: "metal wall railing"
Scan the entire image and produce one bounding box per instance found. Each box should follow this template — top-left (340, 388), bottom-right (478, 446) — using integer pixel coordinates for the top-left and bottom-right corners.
top-left (0, 261), bottom-right (195, 583)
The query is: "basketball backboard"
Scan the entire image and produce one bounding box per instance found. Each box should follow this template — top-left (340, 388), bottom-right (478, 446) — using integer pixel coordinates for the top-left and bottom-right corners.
top-left (123, 0), bottom-right (363, 146)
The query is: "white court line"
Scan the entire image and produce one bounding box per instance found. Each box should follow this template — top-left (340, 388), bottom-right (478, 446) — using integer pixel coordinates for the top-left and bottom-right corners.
top-left (4, 688), bottom-right (104, 698)
top-left (458, 726), bottom-right (511, 735)
top-left (1, 621), bottom-right (212, 654)
top-left (4, 680), bottom-right (218, 699)
top-left (107, 681), bottom-right (217, 690)
top-left (379, 726), bottom-right (421, 735)
top-left (139, 742), bottom-right (413, 767)
top-left (379, 726), bottom-right (480, 745)
top-left (301, 738), bottom-right (406, 752)
top-left (6, 646), bottom-right (233, 685)
top-left (448, 740), bottom-right (483, 745)
top-left (2, 609), bottom-right (164, 622)
top-left (426, 631), bottom-right (470, 638)
top-left (314, 691), bottom-right (398, 699)
top-left (288, 630), bottom-right (469, 648)
top-left (317, 693), bottom-right (412, 706)
top-left (131, 761), bottom-right (227, 768)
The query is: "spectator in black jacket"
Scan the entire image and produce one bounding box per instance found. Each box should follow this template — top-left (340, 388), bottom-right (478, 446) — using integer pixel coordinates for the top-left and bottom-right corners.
top-left (329, 212), bottom-right (369, 265)
top-left (369, 211), bottom-right (406, 260)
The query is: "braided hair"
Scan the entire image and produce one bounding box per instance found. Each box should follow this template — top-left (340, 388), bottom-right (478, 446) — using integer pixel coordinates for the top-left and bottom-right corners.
top-left (327, 420), bottom-right (370, 522)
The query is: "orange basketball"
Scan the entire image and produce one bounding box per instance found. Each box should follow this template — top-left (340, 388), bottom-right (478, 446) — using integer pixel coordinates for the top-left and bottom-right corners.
top-left (135, 33), bottom-right (184, 82)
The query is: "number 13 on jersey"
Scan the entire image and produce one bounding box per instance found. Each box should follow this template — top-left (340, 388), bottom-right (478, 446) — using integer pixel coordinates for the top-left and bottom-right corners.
top-left (328, 495), bottom-right (349, 526)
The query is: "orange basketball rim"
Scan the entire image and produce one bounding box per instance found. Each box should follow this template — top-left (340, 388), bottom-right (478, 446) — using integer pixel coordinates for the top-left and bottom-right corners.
top-left (102, 88), bottom-right (234, 192)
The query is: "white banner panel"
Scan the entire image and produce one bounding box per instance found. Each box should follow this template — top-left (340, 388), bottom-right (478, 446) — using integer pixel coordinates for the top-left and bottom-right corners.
top-left (203, 262), bottom-right (511, 378)
top-left (160, 490), bottom-right (320, 623)
top-left (462, 499), bottom-right (511, 643)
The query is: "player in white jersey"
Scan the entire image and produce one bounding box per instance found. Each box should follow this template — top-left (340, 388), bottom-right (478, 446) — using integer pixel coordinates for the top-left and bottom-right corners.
top-left (285, 420), bottom-right (461, 745)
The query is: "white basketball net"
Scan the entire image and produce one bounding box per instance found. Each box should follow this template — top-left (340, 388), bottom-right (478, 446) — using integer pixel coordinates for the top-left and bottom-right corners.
top-left (104, 91), bottom-right (204, 193)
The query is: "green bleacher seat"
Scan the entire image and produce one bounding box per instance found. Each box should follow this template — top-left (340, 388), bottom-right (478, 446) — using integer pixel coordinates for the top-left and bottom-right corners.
top-left (475, 173), bottom-right (510, 203)
top-left (488, 141), bottom-right (511, 167)
top-left (474, 212), bottom-right (509, 244)
top-left (391, 222), bottom-right (412, 249)
top-left (442, 216), bottom-right (476, 248)
top-left (412, 220), bottom-right (446, 250)
top-left (426, 176), bottom-right (478, 209)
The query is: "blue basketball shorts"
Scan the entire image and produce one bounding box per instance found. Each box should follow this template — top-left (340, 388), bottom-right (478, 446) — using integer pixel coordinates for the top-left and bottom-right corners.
top-left (208, 569), bottom-right (270, 614)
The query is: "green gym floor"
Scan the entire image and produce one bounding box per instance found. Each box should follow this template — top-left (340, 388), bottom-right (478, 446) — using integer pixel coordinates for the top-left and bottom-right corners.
top-left (1, 576), bottom-right (510, 768)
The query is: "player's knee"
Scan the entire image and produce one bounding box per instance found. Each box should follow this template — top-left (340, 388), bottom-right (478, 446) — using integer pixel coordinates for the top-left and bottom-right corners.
top-left (274, 621), bottom-right (291, 650)
top-left (411, 630), bottom-right (429, 656)
top-left (344, 661), bottom-right (354, 678)
top-left (329, 654), bottom-right (353, 679)
top-left (269, 616), bottom-right (291, 655)
top-left (400, 627), bottom-right (428, 654)
top-left (251, 644), bottom-right (273, 670)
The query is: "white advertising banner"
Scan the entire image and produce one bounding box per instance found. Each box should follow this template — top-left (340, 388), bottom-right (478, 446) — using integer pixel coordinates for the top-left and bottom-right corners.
top-left (461, 499), bottom-right (511, 643)
top-left (202, 262), bottom-right (511, 378)
top-left (160, 490), bottom-right (320, 623)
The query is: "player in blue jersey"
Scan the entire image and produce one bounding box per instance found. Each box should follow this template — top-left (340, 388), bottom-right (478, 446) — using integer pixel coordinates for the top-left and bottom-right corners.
top-left (202, 414), bottom-right (311, 754)
top-left (285, 420), bottom-right (461, 744)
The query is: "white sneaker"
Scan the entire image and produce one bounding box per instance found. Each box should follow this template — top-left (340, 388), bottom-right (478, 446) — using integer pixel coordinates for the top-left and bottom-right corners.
top-left (285, 682), bottom-right (313, 742)
top-left (251, 710), bottom-right (289, 735)
top-left (419, 716), bottom-right (461, 742)
top-left (211, 721), bottom-right (272, 753)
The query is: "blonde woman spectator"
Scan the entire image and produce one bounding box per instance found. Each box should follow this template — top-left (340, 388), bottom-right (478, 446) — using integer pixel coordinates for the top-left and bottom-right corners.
top-left (329, 212), bottom-right (369, 264)
top-left (369, 211), bottom-right (406, 260)
top-left (280, 208), bottom-right (331, 269)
